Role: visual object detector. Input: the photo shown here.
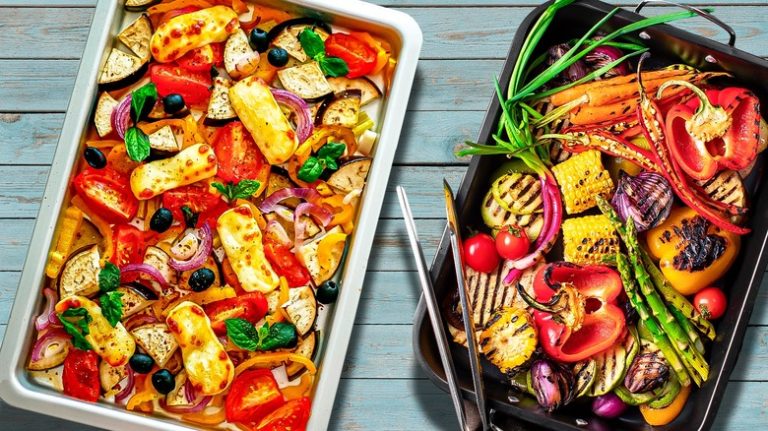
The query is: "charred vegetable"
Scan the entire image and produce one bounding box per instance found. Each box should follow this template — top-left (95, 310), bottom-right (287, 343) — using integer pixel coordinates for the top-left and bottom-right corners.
top-left (478, 307), bottom-right (537, 375)
top-left (611, 171), bottom-right (673, 232)
top-left (625, 351), bottom-right (670, 393)
top-left (530, 359), bottom-right (575, 412)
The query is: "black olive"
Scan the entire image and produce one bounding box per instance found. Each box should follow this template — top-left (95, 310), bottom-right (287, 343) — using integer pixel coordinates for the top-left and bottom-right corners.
top-left (84, 146), bottom-right (107, 169)
top-left (249, 28), bottom-right (269, 53)
top-left (129, 353), bottom-right (154, 374)
top-left (162, 93), bottom-right (185, 114)
top-left (151, 369), bottom-right (176, 395)
top-left (189, 267), bottom-right (215, 292)
top-left (317, 280), bottom-right (339, 304)
top-left (267, 48), bottom-right (289, 67)
top-left (149, 207), bottom-right (173, 233)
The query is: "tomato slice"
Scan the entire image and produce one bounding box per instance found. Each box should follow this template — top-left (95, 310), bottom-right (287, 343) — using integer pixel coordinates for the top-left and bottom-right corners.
top-left (149, 64), bottom-right (212, 106)
top-left (112, 224), bottom-right (148, 268)
top-left (324, 33), bottom-right (377, 78)
top-left (263, 235), bottom-right (311, 288)
top-left (62, 349), bottom-right (100, 402)
top-left (205, 292), bottom-right (269, 335)
top-left (177, 43), bottom-right (224, 72)
top-left (162, 183), bottom-right (224, 226)
top-left (225, 369), bottom-right (285, 424)
top-left (73, 168), bottom-right (138, 224)
top-left (213, 122), bottom-right (271, 184)
top-left (256, 397), bottom-right (311, 431)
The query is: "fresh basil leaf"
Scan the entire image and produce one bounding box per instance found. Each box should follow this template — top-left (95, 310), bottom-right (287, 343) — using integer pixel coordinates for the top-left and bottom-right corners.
top-left (299, 28), bottom-right (325, 59)
top-left (100, 291), bottom-right (123, 327)
top-left (59, 314), bottom-right (93, 351)
top-left (181, 205), bottom-right (198, 228)
top-left (125, 126), bottom-right (151, 162)
top-left (130, 82), bottom-right (158, 123)
top-left (298, 157), bottom-right (324, 182)
top-left (259, 322), bottom-right (298, 351)
top-left (212, 182), bottom-right (232, 200)
top-left (99, 262), bottom-right (121, 293)
top-left (232, 179), bottom-right (261, 200)
top-left (318, 142), bottom-right (346, 160)
top-left (325, 159), bottom-right (338, 171)
top-left (61, 307), bottom-right (89, 319)
top-left (225, 318), bottom-right (260, 351)
top-left (320, 56), bottom-right (349, 77)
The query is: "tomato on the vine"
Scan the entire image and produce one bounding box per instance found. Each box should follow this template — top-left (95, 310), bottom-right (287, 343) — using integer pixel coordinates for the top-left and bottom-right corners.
top-left (463, 233), bottom-right (499, 274)
top-left (495, 225), bottom-right (530, 260)
top-left (693, 287), bottom-right (727, 320)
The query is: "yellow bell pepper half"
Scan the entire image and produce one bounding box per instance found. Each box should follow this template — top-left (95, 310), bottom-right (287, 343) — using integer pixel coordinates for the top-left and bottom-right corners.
top-left (646, 207), bottom-right (739, 296)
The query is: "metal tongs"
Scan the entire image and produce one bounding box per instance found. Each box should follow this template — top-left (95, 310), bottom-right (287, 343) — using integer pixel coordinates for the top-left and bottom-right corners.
top-left (397, 183), bottom-right (490, 431)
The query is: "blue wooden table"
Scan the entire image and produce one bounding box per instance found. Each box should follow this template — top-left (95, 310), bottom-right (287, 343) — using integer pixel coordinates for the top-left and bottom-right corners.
top-left (1, 0), bottom-right (767, 429)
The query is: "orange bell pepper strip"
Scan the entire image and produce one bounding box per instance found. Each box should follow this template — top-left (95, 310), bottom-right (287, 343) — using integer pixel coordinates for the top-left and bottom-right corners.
top-left (70, 195), bottom-right (114, 265)
top-left (161, 285), bottom-right (237, 316)
top-left (234, 352), bottom-right (317, 377)
top-left (640, 385), bottom-right (691, 426)
top-left (106, 145), bottom-right (140, 176)
top-left (281, 373), bottom-right (314, 400)
top-left (85, 140), bottom-right (122, 150)
top-left (321, 195), bottom-right (355, 228)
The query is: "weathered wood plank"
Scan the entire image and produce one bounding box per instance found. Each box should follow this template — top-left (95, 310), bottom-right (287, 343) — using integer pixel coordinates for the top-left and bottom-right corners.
top-left (0, 8), bottom-right (90, 59)
top-left (0, 114), bottom-right (64, 165)
top-left (0, 60), bottom-right (80, 112)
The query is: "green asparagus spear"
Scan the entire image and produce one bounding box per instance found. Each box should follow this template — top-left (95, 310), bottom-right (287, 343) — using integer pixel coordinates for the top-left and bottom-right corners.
top-left (671, 307), bottom-right (705, 354)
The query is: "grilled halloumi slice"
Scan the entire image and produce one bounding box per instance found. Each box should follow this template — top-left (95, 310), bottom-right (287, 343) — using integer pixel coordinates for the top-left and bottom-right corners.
top-left (217, 205), bottom-right (280, 293)
top-left (229, 75), bottom-right (298, 165)
top-left (131, 323), bottom-right (179, 368)
top-left (130, 143), bottom-right (217, 199)
top-left (55, 296), bottom-right (135, 367)
top-left (166, 301), bottom-right (234, 395)
top-left (150, 6), bottom-right (239, 63)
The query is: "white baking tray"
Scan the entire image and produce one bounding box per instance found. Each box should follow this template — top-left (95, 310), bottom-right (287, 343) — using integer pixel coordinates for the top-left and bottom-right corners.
top-left (0, 1), bottom-right (422, 430)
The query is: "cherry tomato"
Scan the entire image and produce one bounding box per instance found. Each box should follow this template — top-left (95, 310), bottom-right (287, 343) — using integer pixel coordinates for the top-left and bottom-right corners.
top-left (324, 33), bottom-right (377, 78)
top-left (463, 233), bottom-right (499, 274)
top-left (62, 349), bottom-right (100, 402)
top-left (255, 397), bottom-right (311, 431)
top-left (177, 43), bottom-right (224, 72)
top-left (225, 369), bottom-right (285, 424)
top-left (693, 287), bottom-right (727, 320)
top-left (213, 121), bottom-right (271, 184)
top-left (149, 64), bottom-right (211, 106)
top-left (72, 168), bottom-right (138, 224)
top-left (495, 225), bottom-right (530, 260)
top-left (162, 183), bottom-right (225, 227)
top-left (112, 224), bottom-right (148, 267)
top-left (204, 292), bottom-right (269, 335)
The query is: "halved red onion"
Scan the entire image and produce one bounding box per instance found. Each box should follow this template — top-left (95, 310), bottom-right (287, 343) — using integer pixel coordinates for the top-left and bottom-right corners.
top-left (159, 395), bottom-right (212, 414)
top-left (586, 46), bottom-right (628, 77)
top-left (114, 367), bottom-right (136, 404)
top-left (271, 88), bottom-right (313, 143)
top-left (259, 188), bottom-right (321, 213)
top-left (35, 288), bottom-right (59, 331)
top-left (294, 202), bottom-right (333, 249)
top-left (111, 94), bottom-right (132, 140)
top-left (169, 223), bottom-right (212, 271)
top-left (121, 263), bottom-right (169, 290)
top-left (29, 328), bottom-right (71, 370)
top-left (184, 378), bottom-right (196, 403)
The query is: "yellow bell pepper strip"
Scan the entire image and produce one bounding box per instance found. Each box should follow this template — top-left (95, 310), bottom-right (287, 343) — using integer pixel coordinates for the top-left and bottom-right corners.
top-left (294, 125), bottom-right (358, 164)
top-left (70, 195), bottom-right (113, 266)
top-left (161, 285), bottom-right (237, 317)
top-left (281, 373), bottom-right (314, 400)
top-left (317, 232), bottom-right (348, 273)
top-left (234, 352), bottom-right (317, 377)
top-left (639, 385), bottom-right (691, 426)
top-left (321, 195), bottom-right (355, 228)
top-left (45, 206), bottom-right (84, 278)
top-left (647, 207), bottom-right (740, 295)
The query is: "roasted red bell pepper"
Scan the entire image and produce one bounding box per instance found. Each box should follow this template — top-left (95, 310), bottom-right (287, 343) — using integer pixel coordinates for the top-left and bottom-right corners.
top-left (665, 84), bottom-right (760, 180)
top-left (524, 262), bottom-right (626, 363)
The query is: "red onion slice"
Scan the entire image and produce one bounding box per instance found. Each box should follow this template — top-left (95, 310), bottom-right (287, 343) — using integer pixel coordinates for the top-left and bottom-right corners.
top-left (111, 94), bottom-right (132, 140)
top-left (259, 188), bottom-right (321, 213)
top-left (169, 223), bottom-right (212, 272)
top-left (184, 378), bottom-right (196, 403)
top-left (29, 328), bottom-right (71, 370)
top-left (271, 88), bottom-right (313, 143)
top-left (114, 367), bottom-right (136, 404)
top-left (35, 288), bottom-right (59, 331)
top-left (121, 263), bottom-right (170, 290)
top-left (294, 202), bottom-right (333, 249)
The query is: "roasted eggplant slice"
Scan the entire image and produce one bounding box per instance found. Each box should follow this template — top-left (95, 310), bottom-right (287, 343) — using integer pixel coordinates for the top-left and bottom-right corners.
top-left (143, 246), bottom-right (178, 286)
top-left (327, 76), bottom-right (382, 106)
top-left (165, 371), bottom-right (191, 407)
top-left (124, 0), bottom-right (161, 12)
top-left (282, 285), bottom-right (317, 336)
top-left (277, 62), bottom-right (333, 101)
top-left (148, 125), bottom-right (181, 153)
top-left (207, 76), bottom-right (237, 122)
top-left (317, 90), bottom-right (361, 128)
top-left (99, 361), bottom-right (128, 395)
top-left (268, 19), bottom-right (331, 62)
top-left (94, 92), bottom-right (118, 137)
top-left (296, 226), bottom-right (346, 285)
top-left (98, 48), bottom-right (147, 86)
top-left (117, 284), bottom-right (157, 318)
top-left (118, 14), bottom-right (152, 62)
top-left (225, 29), bottom-right (260, 79)
top-left (58, 245), bottom-right (101, 299)
top-left (478, 307), bottom-right (537, 375)
top-left (130, 323), bottom-right (179, 368)
top-left (286, 331), bottom-right (317, 377)
top-left (327, 157), bottom-right (371, 193)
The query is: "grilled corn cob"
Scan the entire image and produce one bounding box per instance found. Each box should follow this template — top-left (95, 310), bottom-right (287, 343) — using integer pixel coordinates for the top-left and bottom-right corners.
top-left (562, 214), bottom-right (619, 266)
top-left (552, 149), bottom-right (613, 214)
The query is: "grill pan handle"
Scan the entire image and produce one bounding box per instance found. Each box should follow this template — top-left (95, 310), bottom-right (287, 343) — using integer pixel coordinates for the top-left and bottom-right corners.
top-left (634, 0), bottom-right (736, 46)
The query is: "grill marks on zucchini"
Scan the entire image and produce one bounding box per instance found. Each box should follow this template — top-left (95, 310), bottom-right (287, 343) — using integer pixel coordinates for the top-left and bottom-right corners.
top-left (573, 359), bottom-right (598, 397)
top-left (696, 169), bottom-right (747, 210)
top-left (464, 263), bottom-right (524, 330)
top-left (482, 173), bottom-right (545, 240)
top-left (479, 307), bottom-right (538, 375)
top-left (588, 340), bottom-right (628, 396)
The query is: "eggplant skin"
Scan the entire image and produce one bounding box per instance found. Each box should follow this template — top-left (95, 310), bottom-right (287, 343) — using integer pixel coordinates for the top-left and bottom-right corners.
top-left (327, 158), bottom-right (371, 194)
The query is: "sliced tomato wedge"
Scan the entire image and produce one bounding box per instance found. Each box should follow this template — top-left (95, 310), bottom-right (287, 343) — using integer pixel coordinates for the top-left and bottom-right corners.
top-left (225, 369), bottom-right (285, 424)
top-left (149, 64), bottom-right (212, 106)
top-left (177, 43), bottom-right (224, 72)
top-left (324, 33), bottom-right (377, 78)
top-left (213, 121), bottom-right (271, 184)
top-left (112, 224), bottom-right (148, 268)
top-left (256, 397), bottom-right (311, 431)
top-left (62, 349), bottom-right (100, 402)
top-left (72, 168), bottom-right (138, 224)
top-left (205, 292), bottom-right (269, 335)
top-left (162, 183), bottom-right (225, 227)
top-left (263, 230), bottom-right (311, 288)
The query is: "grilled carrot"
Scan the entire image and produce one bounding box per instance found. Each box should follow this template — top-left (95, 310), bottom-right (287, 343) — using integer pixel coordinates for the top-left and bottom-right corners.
top-left (550, 69), bottom-right (690, 106)
top-left (570, 85), bottom-right (694, 125)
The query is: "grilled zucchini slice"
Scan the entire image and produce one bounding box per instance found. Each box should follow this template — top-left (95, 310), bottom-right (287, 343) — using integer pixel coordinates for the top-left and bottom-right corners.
top-left (573, 359), bottom-right (598, 398)
top-left (478, 307), bottom-right (537, 375)
top-left (696, 169), bottom-right (747, 210)
top-left (481, 191), bottom-right (544, 241)
top-left (588, 340), bottom-right (628, 397)
top-left (491, 173), bottom-right (543, 215)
